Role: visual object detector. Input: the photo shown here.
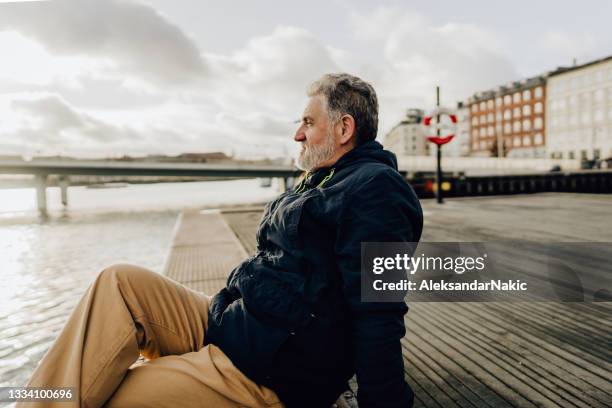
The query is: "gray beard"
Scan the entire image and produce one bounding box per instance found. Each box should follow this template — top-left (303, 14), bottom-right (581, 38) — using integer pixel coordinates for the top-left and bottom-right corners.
top-left (296, 130), bottom-right (336, 171)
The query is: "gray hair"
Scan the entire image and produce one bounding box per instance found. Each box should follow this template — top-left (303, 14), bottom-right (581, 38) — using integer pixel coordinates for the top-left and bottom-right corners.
top-left (307, 73), bottom-right (378, 145)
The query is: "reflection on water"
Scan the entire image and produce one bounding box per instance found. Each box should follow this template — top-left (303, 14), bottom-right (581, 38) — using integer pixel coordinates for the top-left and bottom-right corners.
top-left (0, 179), bottom-right (279, 388)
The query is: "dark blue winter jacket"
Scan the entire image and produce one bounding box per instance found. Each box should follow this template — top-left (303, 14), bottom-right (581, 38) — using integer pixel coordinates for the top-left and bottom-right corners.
top-left (205, 140), bottom-right (423, 407)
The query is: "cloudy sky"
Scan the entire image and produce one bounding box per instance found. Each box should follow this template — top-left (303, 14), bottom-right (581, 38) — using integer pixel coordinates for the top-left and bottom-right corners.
top-left (0, 0), bottom-right (610, 159)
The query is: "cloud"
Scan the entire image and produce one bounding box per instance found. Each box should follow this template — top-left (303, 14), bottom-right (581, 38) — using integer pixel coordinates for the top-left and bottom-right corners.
top-left (538, 30), bottom-right (601, 68)
top-left (0, 2), bottom-right (525, 159)
top-left (347, 7), bottom-right (519, 134)
top-left (0, 0), bottom-right (206, 85)
top-left (203, 26), bottom-right (341, 115)
top-left (193, 25), bottom-right (344, 157)
top-left (0, 92), bottom-right (149, 156)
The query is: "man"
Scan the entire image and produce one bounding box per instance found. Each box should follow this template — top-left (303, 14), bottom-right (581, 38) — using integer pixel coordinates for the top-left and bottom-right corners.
top-left (20, 73), bottom-right (422, 408)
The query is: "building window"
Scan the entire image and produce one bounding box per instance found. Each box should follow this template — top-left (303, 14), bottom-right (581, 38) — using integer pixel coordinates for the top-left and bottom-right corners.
top-left (496, 112), bottom-right (502, 121)
top-left (513, 93), bottom-right (521, 103)
top-left (472, 129), bottom-right (478, 138)
top-left (487, 100), bottom-right (494, 109)
top-left (534, 86), bottom-right (543, 99)
top-left (488, 126), bottom-right (494, 136)
top-left (496, 97), bottom-right (502, 107)
top-left (581, 150), bottom-right (587, 160)
top-left (586, 73), bottom-right (594, 85)
top-left (534, 102), bottom-right (543, 113)
top-left (513, 107), bottom-right (521, 118)
top-left (581, 111), bottom-right (590, 124)
top-left (513, 121), bottom-right (521, 132)
top-left (472, 104), bottom-right (478, 113)
top-left (594, 149), bottom-right (601, 159)
top-left (534, 133), bottom-right (543, 144)
top-left (581, 92), bottom-right (591, 104)
top-left (473, 142), bottom-right (479, 150)
top-left (571, 77), bottom-right (578, 89)
top-left (523, 135), bottom-right (530, 145)
top-left (480, 128), bottom-right (486, 137)
top-left (534, 117), bottom-right (543, 129)
top-left (504, 109), bottom-right (511, 120)
top-left (568, 151), bottom-right (575, 159)
top-left (504, 123), bottom-right (511, 134)
top-left (523, 105), bottom-right (531, 116)
top-left (504, 95), bottom-right (512, 105)
top-left (480, 141), bottom-right (486, 149)
top-left (513, 136), bottom-right (521, 147)
top-left (569, 113), bottom-right (577, 125)
top-left (595, 89), bottom-right (605, 102)
top-left (480, 101), bottom-right (486, 110)
top-left (523, 119), bottom-right (531, 131)
top-left (472, 117), bottom-right (478, 126)
top-left (523, 90), bottom-right (531, 100)
top-left (594, 108), bottom-right (604, 122)
top-left (487, 113), bottom-right (494, 123)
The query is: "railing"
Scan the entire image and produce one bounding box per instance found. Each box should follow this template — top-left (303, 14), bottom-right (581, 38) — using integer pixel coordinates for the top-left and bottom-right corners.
top-left (411, 169), bottom-right (612, 198)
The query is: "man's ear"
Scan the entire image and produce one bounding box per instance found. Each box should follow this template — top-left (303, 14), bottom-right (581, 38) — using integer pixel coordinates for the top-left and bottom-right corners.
top-left (339, 114), bottom-right (356, 145)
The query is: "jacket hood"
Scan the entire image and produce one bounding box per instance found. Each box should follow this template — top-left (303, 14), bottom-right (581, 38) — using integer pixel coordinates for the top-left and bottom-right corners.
top-left (332, 140), bottom-right (398, 171)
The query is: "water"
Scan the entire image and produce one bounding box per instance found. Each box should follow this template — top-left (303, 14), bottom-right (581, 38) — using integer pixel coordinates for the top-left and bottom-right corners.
top-left (0, 179), bottom-right (279, 390)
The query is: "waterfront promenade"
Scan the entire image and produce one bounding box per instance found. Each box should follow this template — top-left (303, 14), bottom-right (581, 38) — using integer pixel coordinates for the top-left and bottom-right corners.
top-left (164, 193), bottom-right (612, 408)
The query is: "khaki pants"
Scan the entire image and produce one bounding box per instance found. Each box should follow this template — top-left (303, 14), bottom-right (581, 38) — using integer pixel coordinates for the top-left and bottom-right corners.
top-left (18, 264), bottom-right (283, 408)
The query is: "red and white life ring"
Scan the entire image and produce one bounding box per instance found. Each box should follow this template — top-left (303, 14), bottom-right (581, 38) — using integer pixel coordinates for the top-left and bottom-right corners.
top-left (423, 107), bottom-right (457, 146)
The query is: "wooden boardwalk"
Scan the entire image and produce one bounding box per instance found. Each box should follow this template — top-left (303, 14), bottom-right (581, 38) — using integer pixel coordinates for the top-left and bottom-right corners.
top-left (165, 193), bottom-right (612, 408)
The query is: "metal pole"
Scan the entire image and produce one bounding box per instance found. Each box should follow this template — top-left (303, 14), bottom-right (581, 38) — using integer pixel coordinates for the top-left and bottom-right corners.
top-left (436, 86), bottom-right (444, 204)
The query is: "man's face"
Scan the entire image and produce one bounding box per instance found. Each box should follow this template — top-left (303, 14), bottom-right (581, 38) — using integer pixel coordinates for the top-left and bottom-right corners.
top-left (294, 95), bottom-right (337, 171)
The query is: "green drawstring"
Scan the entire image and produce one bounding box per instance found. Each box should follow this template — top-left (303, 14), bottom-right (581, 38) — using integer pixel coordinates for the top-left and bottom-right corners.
top-left (316, 168), bottom-right (335, 189)
top-left (294, 168), bottom-right (335, 193)
top-left (294, 171), bottom-right (311, 194)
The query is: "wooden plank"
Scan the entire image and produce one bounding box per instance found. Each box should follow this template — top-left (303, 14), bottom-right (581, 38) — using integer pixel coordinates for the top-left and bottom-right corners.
top-left (421, 303), bottom-right (611, 407)
top-left (163, 210), bottom-right (247, 294)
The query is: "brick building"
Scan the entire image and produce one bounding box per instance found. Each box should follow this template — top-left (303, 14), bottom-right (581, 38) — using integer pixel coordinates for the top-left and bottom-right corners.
top-left (468, 77), bottom-right (546, 158)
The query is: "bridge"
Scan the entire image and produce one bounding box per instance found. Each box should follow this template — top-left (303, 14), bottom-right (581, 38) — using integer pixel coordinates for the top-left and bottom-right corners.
top-left (0, 159), bottom-right (303, 213)
top-left (1, 158), bottom-right (610, 214)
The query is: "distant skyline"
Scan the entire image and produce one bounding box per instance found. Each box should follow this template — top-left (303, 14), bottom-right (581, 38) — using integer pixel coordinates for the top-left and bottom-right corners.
top-left (0, 0), bottom-right (611, 158)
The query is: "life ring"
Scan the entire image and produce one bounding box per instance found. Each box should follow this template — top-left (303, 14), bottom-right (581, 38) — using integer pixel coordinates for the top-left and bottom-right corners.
top-left (423, 107), bottom-right (457, 146)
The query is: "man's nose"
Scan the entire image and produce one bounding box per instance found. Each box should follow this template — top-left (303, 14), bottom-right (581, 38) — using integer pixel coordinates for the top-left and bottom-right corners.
top-left (294, 127), bottom-right (306, 142)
